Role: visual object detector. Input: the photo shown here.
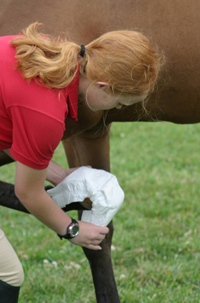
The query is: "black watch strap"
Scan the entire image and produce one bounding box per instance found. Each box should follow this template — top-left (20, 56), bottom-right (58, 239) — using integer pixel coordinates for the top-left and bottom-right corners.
top-left (57, 218), bottom-right (79, 240)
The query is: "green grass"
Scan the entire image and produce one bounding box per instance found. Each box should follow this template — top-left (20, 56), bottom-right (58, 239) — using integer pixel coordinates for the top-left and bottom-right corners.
top-left (1, 121), bottom-right (200, 302)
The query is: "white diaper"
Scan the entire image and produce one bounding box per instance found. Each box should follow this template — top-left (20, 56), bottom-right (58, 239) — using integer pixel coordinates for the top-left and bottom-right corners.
top-left (47, 167), bottom-right (124, 226)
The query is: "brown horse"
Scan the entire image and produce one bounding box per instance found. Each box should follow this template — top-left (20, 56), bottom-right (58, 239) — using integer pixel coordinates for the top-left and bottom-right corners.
top-left (0, 1), bottom-right (200, 302)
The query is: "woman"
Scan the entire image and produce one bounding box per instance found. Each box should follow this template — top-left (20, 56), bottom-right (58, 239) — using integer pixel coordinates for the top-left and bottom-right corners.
top-left (0, 23), bottom-right (161, 302)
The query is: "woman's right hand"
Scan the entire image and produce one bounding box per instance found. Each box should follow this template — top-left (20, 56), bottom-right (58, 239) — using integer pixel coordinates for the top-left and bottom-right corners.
top-left (69, 221), bottom-right (109, 250)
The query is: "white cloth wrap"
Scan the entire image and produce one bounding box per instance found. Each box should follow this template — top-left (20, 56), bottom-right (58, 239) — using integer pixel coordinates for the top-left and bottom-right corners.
top-left (47, 167), bottom-right (124, 226)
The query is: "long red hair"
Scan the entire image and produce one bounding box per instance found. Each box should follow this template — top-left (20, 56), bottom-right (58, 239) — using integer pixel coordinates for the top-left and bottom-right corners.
top-left (11, 23), bottom-right (162, 96)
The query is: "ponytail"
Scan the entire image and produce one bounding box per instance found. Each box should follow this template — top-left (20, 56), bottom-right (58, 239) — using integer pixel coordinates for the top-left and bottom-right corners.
top-left (10, 23), bottom-right (81, 89)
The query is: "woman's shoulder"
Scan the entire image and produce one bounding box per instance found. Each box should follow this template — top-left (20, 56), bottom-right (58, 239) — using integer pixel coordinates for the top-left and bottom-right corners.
top-left (0, 35), bottom-right (20, 49)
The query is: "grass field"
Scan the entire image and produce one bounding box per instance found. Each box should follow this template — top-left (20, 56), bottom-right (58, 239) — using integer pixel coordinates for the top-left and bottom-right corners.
top-left (1, 121), bottom-right (200, 303)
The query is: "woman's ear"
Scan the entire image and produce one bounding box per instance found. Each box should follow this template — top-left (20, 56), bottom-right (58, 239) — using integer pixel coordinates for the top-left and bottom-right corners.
top-left (95, 82), bottom-right (110, 88)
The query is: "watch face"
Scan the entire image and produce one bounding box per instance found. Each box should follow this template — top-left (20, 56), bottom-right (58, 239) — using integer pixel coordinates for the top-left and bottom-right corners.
top-left (68, 224), bottom-right (79, 237)
top-left (71, 225), bottom-right (79, 236)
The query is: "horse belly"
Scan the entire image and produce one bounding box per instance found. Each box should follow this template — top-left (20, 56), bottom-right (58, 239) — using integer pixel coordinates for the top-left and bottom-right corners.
top-left (1, 0), bottom-right (200, 124)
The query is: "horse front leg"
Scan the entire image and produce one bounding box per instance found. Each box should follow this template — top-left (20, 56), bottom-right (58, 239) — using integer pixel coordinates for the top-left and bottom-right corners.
top-left (0, 150), bottom-right (15, 166)
top-left (62, 124), bottom-right (120, 303)
top-left (82, 221), bottom-right (119, 303)
top-left (0, 151), bottom-right (86, 213)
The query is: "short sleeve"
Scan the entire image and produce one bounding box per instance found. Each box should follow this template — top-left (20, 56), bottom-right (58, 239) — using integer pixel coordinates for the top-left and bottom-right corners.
top-left (10, 106), bottom-right (65, 169)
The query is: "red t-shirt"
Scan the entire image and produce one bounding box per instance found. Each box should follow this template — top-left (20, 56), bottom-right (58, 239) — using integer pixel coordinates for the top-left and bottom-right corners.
top-left (0, 35), bottom-right (78, 169)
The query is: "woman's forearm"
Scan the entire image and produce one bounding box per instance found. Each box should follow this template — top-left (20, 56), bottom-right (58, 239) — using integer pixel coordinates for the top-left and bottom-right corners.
top-left (15, 161), bottom-right (71, 234)
top-left (46, 160), bottom-right (78, 186)
top-left (18, 188), bottom-right (71, 235)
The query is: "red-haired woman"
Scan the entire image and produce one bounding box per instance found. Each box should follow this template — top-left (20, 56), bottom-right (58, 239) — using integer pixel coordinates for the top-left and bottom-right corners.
top-left (0, 23), bottom-right (161, 302)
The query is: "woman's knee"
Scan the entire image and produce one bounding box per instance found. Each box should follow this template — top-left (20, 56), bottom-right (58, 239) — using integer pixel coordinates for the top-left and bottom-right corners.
top-left (9, 260), bottom-right (24, 287)
top-left (0, 229), bottom-right (24, 287)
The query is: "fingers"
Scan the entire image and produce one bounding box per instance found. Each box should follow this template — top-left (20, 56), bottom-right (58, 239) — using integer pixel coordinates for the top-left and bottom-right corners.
top-left (87, 244), bottom-right (102, 251)
top-left (69, 237), bottom-right (103, 250)
top-left (93, 238), bottom-right (104, 245)
top-left (69, 221), bottom-right (109, 251)
top-left (99, 226), bottom-right (109, 235)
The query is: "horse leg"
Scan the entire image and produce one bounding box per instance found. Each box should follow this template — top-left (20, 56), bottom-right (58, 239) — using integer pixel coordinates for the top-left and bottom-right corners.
top-left (0, 150), bottom-right (15, 166)
top-left (0, 180), bottom-right (29, 213)
top-left (0, 151), bottom-right (86, 213)
top-left (0, 151), bottom-right (25, 212)
top-left (62, 124), bottom-right (120, 303)
top-left (0, 178), bottom-right (88, 213)
top-left (81, 221), bottom-right (118, 303)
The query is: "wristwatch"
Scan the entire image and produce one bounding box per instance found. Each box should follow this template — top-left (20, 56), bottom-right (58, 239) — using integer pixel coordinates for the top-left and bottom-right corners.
top-left (57, 218), bottom-right (79, 240)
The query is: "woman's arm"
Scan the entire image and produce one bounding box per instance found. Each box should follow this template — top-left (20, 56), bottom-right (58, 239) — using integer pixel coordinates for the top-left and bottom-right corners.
top-left (46, 160), bottom-right (78, 186)
top-left (4, 149), bottom-right (77, 186)
top-left (15, 161), bottom-right (108, 250)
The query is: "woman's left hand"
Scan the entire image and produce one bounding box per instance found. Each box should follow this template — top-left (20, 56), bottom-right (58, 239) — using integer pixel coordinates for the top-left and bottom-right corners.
top-left (46, 160), bottom-right (91, 186)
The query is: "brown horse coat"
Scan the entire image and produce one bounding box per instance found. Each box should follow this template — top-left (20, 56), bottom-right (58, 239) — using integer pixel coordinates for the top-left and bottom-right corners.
top-left (0, 1), bottom-right (200, 302)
